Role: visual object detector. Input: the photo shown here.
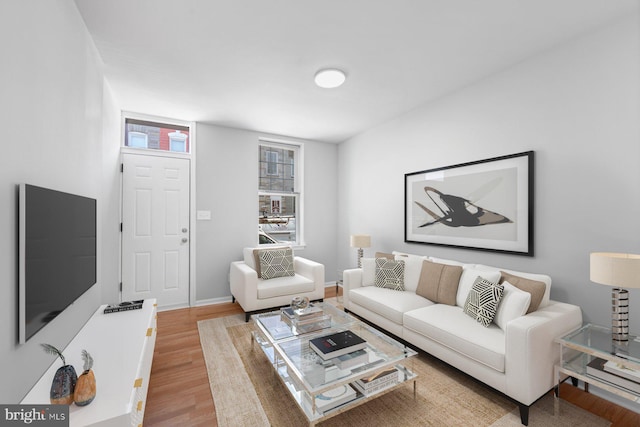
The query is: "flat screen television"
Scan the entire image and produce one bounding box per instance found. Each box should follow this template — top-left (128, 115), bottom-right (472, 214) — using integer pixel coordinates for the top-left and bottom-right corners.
top-left (19, 184), bottom-right (97, 344)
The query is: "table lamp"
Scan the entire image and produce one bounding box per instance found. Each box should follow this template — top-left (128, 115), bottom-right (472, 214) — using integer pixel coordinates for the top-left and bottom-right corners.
top-left (350, 234), bottom-right (371, 268)
top-left (590, 252), bottom-right (640, 342)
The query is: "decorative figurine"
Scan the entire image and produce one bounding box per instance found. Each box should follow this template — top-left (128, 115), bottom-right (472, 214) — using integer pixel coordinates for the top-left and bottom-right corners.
top-left (290, 296), bottom-right (310, 312)
top-left (41, 343), bottom-right (77, 405)
top-left (74, 349), bottom-right (96, 406)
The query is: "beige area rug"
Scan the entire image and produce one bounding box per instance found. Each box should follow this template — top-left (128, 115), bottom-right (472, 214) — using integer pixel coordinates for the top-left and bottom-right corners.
top-left (198, 313), bottom-right (609, 427)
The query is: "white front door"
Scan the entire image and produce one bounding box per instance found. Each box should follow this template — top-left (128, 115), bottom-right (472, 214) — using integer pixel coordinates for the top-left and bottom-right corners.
top-left (121, 153), bottom-right (190, 308)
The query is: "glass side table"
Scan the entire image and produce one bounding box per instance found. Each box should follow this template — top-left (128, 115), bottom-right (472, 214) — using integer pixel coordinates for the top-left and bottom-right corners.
top-left (555, 323), bottom-right (640, 402)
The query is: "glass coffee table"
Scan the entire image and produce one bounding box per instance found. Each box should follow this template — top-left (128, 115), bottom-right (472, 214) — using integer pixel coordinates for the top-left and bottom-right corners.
top-left (252, 302), bottom-right (417, 426)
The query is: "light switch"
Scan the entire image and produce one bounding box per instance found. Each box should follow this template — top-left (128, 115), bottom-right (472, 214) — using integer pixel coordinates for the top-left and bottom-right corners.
top-left (196, 210), bottom-right (211, 220)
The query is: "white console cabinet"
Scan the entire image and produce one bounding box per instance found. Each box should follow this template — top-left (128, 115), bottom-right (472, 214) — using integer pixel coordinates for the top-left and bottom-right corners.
top-left (22, 299), bottom-right (157, 427)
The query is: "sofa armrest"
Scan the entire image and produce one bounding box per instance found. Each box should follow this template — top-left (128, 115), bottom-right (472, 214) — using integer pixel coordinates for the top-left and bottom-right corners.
top-left (229, 261), bottom-right (259, 309)
top-left (294, 256), bottom-right (325, 293)
top-left (343, 268), bottom-right (363, 309)
top-left (505, 300), bottom-right (582, 405)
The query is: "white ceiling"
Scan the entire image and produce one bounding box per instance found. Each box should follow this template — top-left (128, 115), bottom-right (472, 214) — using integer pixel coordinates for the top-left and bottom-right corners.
top-left (74, 0), bottom-right (638, 143)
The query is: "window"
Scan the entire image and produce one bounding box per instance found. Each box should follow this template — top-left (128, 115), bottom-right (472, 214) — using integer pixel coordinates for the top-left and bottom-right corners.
top-left (124, 118), bottom-right (190, 153)
top-left (258, 141), bottom-right (302, 245)
top-left (168, 130), bottom-right (188, 152)
top-left (128, 131), bottom-right (148, 148)
top-left (266, 151), bottom-right (278, 176)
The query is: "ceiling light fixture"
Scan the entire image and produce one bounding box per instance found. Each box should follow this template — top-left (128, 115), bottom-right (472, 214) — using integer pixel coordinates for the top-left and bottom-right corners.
top-left (314, 68), bottom-right (346, 88)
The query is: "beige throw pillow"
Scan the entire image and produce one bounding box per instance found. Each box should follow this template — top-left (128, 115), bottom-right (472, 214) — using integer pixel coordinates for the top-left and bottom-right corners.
top-left (416, 260), bottom-right (462, 305)
top-left (500, 271), bottom-right (545, 313)
top-left (374, 252), bottom-right (395, 259)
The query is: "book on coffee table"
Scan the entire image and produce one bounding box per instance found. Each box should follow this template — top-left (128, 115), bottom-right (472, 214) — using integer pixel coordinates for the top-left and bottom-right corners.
top-left (309, 330), bottom-right (367, 360)
top-left (586, 357), bottom-right (640, 393)
top-left (281, 304), bottom-right (324, 320)
top-left (308, 384), bottom-right (357, 414)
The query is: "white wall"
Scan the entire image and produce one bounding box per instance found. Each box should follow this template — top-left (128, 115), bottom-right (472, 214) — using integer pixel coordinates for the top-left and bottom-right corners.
top-left (338, 15), bottom-right (640, 329)
top-left (195, 123), bottom-right (338, 303)
top-left (0, 0), bottom-right (119, 402)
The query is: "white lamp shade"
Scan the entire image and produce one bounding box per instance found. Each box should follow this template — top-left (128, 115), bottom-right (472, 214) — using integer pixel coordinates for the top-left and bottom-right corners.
top-left (350, 234), bottom-right (371, 248)
top-left (590, 252), bottom-right (640, 289)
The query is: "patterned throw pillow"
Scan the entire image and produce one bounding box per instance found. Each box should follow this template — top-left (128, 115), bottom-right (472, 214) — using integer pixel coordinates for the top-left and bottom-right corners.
top-left (463, 276), bottom-right (504, 327)
top-left (374, 258), bottom-right (405, 291)
top-left (258, 248), bottom-right (295, 280)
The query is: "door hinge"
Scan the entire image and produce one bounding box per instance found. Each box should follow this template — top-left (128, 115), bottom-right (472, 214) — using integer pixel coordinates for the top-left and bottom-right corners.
top-left (119, 282), bottom-right (123, 292)
top-left (120, 163), bottom-right (124, 173)
top-left (120, 222), bottom-right (123, 232)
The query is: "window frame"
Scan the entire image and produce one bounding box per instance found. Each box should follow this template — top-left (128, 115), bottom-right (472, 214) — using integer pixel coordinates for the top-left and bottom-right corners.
top-left (127, 131), bottom-right (149, 148)
top-left (123, 117), bottom-right (191, 154)
top-left (266, 150), bottom-right (279, 176)
top-left (258, 139), bottom-right (304, 247)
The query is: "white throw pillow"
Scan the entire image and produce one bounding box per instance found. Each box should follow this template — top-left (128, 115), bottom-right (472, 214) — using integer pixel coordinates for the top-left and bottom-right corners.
top-left (361, 258), bottom-right (376, 286)
top-left (393, 253), bottom-right (425, 292)
top-left (456, 267), bottom-right (501, 308)
top-left (493, 281), bottom-right (531, 330)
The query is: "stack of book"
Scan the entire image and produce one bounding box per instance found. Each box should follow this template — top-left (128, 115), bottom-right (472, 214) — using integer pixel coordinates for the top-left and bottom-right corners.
top-left (333, 349), bottom-right (368, 370)
top-left (281, 305), bottom-right (330, 334)
top-left (304, 384), bottom-right (357, 414)
top-left (586, 357), bottom-right (640, 393)
top-left (352, 367), bottom-right (401, 395)
top-left (281, 304), bottom-right (324, 320)
top-left (309, 330), bottom-right (367, 360)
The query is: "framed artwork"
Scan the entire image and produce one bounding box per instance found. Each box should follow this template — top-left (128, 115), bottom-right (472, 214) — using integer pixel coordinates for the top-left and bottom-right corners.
top-left (404, 151), bottom-right (534, 256)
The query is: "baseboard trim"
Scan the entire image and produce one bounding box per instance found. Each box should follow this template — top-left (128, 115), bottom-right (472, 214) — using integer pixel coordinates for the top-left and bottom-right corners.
top-left (195, 296), bottom-right (234, 307)
top-left (197, 285), bottom-right (335, 307)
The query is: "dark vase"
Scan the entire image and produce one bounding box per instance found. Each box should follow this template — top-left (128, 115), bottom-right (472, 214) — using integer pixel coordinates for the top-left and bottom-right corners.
top-left (50, 365), bottom-right (77, 405)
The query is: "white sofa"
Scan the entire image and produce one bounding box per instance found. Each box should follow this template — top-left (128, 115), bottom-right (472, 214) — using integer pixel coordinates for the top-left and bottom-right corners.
top-left (230, 247), bottom-right (325, 321)
top-left (343, 252), bottom-right (582, 425)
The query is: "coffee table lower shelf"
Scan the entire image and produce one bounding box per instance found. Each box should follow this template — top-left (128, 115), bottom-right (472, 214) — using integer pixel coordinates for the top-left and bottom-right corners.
top-left (252, 331), bottom-right (418, 426)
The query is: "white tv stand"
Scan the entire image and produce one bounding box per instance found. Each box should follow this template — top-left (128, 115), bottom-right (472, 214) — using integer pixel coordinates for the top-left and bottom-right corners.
top-left (22, 299), bottom-right (157, 426)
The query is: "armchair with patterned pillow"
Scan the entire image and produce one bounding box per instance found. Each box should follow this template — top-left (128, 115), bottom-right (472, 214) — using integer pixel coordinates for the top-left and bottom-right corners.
top-left (230, 247), bottom-right (325, 321)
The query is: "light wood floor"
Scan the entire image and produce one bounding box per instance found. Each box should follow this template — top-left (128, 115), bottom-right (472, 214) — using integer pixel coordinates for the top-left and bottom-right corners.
top-left (143, 288), bottom-right (640, 426)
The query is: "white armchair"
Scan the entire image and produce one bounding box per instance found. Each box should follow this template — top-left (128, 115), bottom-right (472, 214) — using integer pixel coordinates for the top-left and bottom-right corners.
top-left (230, 247), bottom-right (325, 321)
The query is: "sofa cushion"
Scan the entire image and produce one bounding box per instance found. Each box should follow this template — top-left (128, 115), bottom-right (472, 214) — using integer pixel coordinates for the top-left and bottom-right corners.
top-left (393, 253), bottom-right (425, 292)
top-left (493, 281), bottom-right (531, 330)
top-left (499, 271), bottom-right (545, 313)
top-left (463, 277), bottom-right (504, 327)
top-left (243, 246), bottom-right (290, 276)
top-left (257, 273), bottom-right (315, 299)
top-left (456, 267), bottom-right (501, 307)
top-left (374, 258), bottom-right (405, 291)
top-left (362, 256), bottom-right (402, 287)
top-left (476, 264), bottom-right (551, 309)
top-left (403, 304), bottom-right (506, 372)
top-left (361, 258), bottom-right (376, 286)
top-left (375, 252), bottom-right (394, 259)
top-left (258, 247), bottom-right (295, 279)
top-left (430, 257), bottom-right (467, 267)
top-left (415, 260), bottom-right (462, 306)
top-left (350, 287), bottom-right (434, 325)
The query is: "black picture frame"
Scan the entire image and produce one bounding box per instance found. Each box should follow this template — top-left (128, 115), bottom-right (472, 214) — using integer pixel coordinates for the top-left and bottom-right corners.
top-left (404, 151), bottom-right (534, 256)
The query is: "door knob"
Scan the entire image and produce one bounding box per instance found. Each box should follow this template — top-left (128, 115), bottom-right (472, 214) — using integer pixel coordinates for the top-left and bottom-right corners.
top-left (181, 238), bottom-right (188, 243)
top-left (182, 228), bottom-right (188, 233)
